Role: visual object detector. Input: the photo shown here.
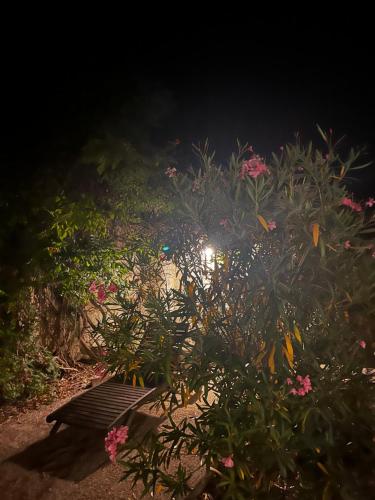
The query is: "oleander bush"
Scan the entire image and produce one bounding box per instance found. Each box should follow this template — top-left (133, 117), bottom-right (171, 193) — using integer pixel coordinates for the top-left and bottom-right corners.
top-left (110, 136), bottom-right (375, 499)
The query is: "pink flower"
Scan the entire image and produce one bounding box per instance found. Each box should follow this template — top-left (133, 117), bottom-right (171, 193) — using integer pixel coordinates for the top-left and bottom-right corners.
top-left (97, 285), bottom-right (107, 303)
top-left (240, 156), bottom-right (270, 179)
top-left (104, 426), bottom-right (129, 463)
top-left (89, 281), bottom-right (97, 293)
top-left (221, 455), bottom-right (234, 468)
top-left (165, 166), bottom-right (177, 177)
top-left (359, 340), bottom-right (366, 349)
top-left (108, 282), bottom-right (118, 293)
top-left (372, 251), bottom-right (375, 258)
top-left (366, 197), bottom-right (375, 208)
top-left (247, 145), bottom-right (254, 153)
top-left (268, 220), bottom-right (277, 231)
top-left (302, 375), bottom-right (312, 392)
top-left (341, 197), bottom-right (362, 212)
top-left (344, 240), bottom-right (351, 249)
top-left (219, 217), bottom-right (229, 229)
top-left (289, 374), bottom-right (312, 396)
top-left (286, 378), bottom-right (293, 385)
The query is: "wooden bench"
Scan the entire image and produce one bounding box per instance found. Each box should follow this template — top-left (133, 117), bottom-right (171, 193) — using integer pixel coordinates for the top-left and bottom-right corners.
top-left (46, 378), bottom-right (157, 435)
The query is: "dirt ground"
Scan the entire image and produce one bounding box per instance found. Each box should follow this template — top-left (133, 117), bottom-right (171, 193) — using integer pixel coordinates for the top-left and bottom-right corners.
top-left (0, 368), bottom-right (204, 500)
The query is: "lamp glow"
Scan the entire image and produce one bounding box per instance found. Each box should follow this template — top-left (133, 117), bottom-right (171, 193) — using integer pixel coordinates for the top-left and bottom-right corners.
top-left (203, 246), bottom-right (214, 260)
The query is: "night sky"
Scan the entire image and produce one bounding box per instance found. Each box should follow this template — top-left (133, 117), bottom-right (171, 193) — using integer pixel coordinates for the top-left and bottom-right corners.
top-left (3, 10), bottom-right (375, 194)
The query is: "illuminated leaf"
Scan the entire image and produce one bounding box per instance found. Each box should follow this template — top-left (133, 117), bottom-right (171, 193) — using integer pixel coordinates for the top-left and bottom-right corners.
top-left (268, 343), bottom-right (276, 374)
top-left (238, 467), bottom-right (245, 480)
top-left (284, 334), bottom-right (294, 367)
top-left (312, 223), bottom-right (320, 247)
top-left (254, 349), bottom-right (267, 368)
top-left (257, 214), bottom-right (269, 232)
top-left (138, 375), bottom-right (145, 388)
top-left (132, 373), bottom-right (137, 387)
top-left (155, 484), bottom-right (164, 494)
top-left (282, 346), bottom-right (294, 369)
top-left (187, 282), bottom-right (195, 298)
top-left (317, 462), bottom-right (329, 475)
top-left (294, 324), bottom-right (302, 344)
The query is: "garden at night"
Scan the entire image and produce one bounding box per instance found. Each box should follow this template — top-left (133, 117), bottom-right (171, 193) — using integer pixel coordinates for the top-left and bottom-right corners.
top-left (1, 10), bottom-right (375, 500)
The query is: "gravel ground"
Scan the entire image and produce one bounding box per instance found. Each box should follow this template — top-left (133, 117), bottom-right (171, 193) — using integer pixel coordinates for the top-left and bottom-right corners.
top-left (0, 370), bottom-right (205, 500)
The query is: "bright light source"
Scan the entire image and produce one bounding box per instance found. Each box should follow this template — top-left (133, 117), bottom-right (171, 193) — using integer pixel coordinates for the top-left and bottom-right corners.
top-left (203, 246), bottom-right (214, 260)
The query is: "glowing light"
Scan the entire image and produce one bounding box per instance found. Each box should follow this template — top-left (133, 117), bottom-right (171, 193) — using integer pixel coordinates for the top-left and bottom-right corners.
top-left (203, 246), bottom-right (214, 260)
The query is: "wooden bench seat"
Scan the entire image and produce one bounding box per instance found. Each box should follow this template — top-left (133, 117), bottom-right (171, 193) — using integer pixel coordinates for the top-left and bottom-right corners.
top-left (46, 378), bottom-right (156, 434)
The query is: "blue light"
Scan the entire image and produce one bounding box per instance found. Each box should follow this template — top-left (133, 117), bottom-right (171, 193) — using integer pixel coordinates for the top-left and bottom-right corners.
top-left (162, 245), bottom-right (170, 252)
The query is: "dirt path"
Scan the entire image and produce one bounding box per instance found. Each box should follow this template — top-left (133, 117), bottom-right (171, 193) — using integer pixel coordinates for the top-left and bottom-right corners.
top-left (0, 371), bottom-right (203, 500)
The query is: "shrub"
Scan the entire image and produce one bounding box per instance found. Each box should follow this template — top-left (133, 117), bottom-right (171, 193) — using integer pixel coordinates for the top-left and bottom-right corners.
top-left (110, 138), bottom-right (375, 498)
top-left (0, 291), bottom-right (59, 402)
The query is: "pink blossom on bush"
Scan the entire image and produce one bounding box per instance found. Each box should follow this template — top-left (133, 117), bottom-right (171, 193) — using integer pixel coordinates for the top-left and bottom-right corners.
top-left (366, 197), bottom-right (375, 207)
top-left (108, 282), bottom-right (118, 293)
top-left (221, 455), bottom-right (234, 468)
top-left (97, 285), bottom-right (107, 303)
top-left (89, 281), bottom-right (97, 293)
top-left (359, 340), bottom-right (366, 349)
top-left (268, 220), bottom-right (277, 231)
top-left (165, 166), bottom-right (177, 177)
top-left (341, 197), bottom-right (362, 212)
top-left (240, 156), bottom-right (270, 179)
top-left (289, 374), bottom-right (312, 397)
top-left (105, 426), bottom-right (129, 463)
top-left (344, 240), bottom-right (351, 249)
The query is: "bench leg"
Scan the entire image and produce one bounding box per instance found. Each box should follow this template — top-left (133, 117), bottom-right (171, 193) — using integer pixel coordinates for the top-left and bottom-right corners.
top-left (50, 421), bottom-right (62, 436)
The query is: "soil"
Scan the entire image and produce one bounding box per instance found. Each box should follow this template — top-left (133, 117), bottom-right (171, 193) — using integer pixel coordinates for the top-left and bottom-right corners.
top-left (0, 365), bottom-right (205, 500)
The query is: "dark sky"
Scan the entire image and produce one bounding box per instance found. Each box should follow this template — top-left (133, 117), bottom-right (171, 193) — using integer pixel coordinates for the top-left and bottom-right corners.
top-left (2, 10), bottom-right (375, 193)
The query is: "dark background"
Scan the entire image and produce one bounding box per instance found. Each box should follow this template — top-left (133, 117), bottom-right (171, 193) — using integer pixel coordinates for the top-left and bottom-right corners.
top-left (2, 9), bottom-right (375, 194)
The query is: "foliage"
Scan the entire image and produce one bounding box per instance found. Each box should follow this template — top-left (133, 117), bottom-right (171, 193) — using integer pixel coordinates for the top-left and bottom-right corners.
top-left (108, 138), bottom-right (375, 499)
top-left (0, 291), bottom-right (59, 401)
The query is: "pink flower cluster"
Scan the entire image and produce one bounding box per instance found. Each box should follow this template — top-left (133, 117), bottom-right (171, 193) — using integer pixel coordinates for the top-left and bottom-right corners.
top-left (104, 426), bottom-right (129, 463)
top-left (165, 166), bottom-right (177, 177)
top-left (221, 455), bottom-right (234, 468)
top-left (287, 374), bottom-right (312, 396)
top-left (89, 282), bottom-right (118, 303)
top-left (268, 220), bottom-right (277, 231)
top-left (366, 197), bottom-right (375, 207)
top-left (359, 340), bottom-right (366, 349)
top-left (240, 156), bottom-right (270, 179)
top-left (341, 197), bottom-right (362, 212)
